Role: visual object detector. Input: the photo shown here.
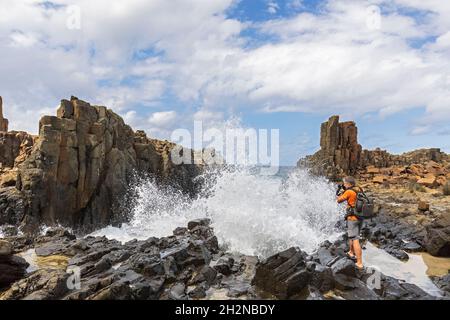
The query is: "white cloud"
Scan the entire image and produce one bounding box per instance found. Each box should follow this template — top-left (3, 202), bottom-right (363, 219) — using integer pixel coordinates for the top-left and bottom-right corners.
top-left (287, 0), bottom-right (304, 10)
top-left (267, 1), bottom-right (280, 14)
top-left (0, 0), bottom-right (450, 138)
top-left (148, 111), bottom-right (178, 127)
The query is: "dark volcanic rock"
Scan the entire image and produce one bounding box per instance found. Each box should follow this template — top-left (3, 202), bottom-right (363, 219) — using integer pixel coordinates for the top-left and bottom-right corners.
top-left (252, 247), bottom-right (310, 299)
top-left (0, 254), bottom-right (29, 289)
top-left (1, 218), bottom-right (442, 301)
top-left (0, 240), bottom-right (29, 289)
top-left (0, 219), bottom-right (243, 301)
top-left (431, 273), bottom-right (450, 294)
top-left (252, 234), bottom-right (439, 301)
top-left (309, 265), bottom-right (335, 293)
top-left (424, 215), bottom-right (450, 257)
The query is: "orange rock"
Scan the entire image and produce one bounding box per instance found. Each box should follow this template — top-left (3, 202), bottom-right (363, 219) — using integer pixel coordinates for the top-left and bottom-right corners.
top-left (373, 175), bottom-right (388, 184)
top-left (436, 176), bottom-right (447, 186)
top-left (407, 164), bottom-right (424, 176)
top-left (418, 200), bottom-right (430, 212)
top-left (417, 176), bottom-right (437, 188)
top-left (366, 166), bottom-right (381, 174)
top-left (392, 166), bottom-right (407, 175)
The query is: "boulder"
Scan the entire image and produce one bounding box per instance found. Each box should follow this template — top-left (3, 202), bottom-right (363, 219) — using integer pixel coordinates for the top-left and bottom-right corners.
top-left (373, 175), bottom-right (388, 184)
top-left (366, 166), bottom-right (381, 174)
top-left (0, 269), bottom-right (69, 300)
top-left (187, 219), bottom-right (211, 231)
top-left (402, 242), bottom-right (422, 252)
top-left (330, 258), bottom-right (356, 277)
top-left (309, 264), bottom-right (335, 292)
top-left (432, 273), bottom-right (450, 293)
top-left (0, 254), bottom-right (29, 289)
top-left (252, 247), bottom-right (310, 299)
top-left (424, 215), bottom-right (450, 257)
top-left (417, 176), bottom-right (438, 188)
top-left (418, 200), bottom-right (430, 212)
top-left (0, 240), bottom-right (12, 256)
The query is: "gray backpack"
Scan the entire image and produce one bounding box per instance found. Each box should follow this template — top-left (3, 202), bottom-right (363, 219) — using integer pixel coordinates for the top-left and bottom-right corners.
top-left (352, 188), bottom-right (375, 219)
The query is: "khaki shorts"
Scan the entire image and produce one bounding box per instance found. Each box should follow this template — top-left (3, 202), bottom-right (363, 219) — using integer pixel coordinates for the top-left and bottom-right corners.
top-left (347, 220), bottom-right (362, 240)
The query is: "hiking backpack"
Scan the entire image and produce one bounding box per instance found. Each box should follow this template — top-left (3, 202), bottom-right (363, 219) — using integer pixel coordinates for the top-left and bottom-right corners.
top-left (353, 189), bottom-right (375, 219)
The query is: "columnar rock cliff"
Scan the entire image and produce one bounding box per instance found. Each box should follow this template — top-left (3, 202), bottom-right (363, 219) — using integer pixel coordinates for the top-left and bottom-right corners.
top-left (312, 115), bottom-right (362, 178)
top-left (300, 115), bottom-right (449, 180)
top-left (0, 132), bottom-right (34, 171)
top-left (0, 97), bottom-right (203, 232)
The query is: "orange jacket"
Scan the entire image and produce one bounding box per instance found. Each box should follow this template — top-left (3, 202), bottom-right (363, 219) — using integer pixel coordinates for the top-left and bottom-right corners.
top-left (337, 189), bottom-right (358, 221)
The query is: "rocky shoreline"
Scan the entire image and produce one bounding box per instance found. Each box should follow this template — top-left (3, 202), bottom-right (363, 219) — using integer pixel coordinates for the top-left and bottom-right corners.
top-left (1, 99), bottom-right (449, 300)
top-left (0, 218), bottom-right (448, 300)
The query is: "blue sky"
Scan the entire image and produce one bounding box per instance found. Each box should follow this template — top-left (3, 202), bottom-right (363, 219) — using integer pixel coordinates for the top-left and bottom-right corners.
top-left (1, 0), bottom-right (450, 165)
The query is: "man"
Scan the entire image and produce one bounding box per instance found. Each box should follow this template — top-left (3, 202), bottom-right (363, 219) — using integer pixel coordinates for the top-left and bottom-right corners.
top-left (337, 176), bottom-right (363, 270)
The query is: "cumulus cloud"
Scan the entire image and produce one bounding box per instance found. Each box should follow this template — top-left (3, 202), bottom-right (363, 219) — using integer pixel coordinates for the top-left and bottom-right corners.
top-left (148, 111), bottom-right (178, 127)
top-left (0, 0), bottom-right (449, 138)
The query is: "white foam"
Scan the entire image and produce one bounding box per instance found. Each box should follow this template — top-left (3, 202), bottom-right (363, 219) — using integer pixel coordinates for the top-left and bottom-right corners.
top-left (92, 167), bottom-right (343, 258)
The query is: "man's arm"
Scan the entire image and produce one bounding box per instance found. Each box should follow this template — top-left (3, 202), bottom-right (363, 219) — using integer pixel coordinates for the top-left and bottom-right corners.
top-left (337, 190), bottom-right (349, 203)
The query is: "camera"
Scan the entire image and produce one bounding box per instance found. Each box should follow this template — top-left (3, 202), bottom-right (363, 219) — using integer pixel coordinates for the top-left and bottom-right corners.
top-left (336, 184), bottom-right (346, 196)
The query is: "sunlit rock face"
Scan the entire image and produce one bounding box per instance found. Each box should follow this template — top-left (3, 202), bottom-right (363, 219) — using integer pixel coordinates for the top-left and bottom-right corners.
top-left (0, 96), bottom-right (203, 232)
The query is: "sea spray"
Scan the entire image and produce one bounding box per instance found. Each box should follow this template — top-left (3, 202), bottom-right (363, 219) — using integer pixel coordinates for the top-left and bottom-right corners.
top-left (91, 167), bottom-right (344, 258)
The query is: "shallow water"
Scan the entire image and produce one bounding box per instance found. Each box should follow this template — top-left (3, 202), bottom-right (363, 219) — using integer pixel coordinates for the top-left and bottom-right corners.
top-left (419, 252), bottom-right (450, 277)
top-left (363, 242), bottom-right (442, 296)
top-left (19, 249), bottom-right (69, 273)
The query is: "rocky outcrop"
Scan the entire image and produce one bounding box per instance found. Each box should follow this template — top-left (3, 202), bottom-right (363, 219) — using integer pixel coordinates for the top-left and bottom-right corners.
top-left (0, 240), bottom-right (29, 289)
top-left (0, 220), bottom-right (259, 300)
top-left (300, 116), bottom-right (362, 179)
top-left (0, 97), bottom-right (8, 132)
top-left (1, 219), bottom-right (441, 300)
top-left (0, 132), bottom-right (35, 171)
top-left (300, 115), bottom-right (449, 181)
top-left (253, 238), bottom-right (437, 300)
top-left (0, 97), bottom-right (203, 232)
top-left (424, 215), bottom-right (450, 257)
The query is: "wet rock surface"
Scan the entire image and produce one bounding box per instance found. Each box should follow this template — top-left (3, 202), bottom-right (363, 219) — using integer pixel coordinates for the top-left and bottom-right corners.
top-left (253, 234), bottom-right (442, 300)
top-left (424, 215), bottom-right (450, 257)
top-left (0, 239), bottom-right (29, 289)
top-left (0, 218), bottom-right (448, 300)
top-left (0, 220), bottom-right (258, 300)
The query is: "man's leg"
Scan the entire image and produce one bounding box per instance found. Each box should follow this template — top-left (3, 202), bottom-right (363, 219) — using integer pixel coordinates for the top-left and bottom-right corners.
top-left (348, 239), bottom-right (355, 256)
top-left (353, 239), bottom-right (363, 268)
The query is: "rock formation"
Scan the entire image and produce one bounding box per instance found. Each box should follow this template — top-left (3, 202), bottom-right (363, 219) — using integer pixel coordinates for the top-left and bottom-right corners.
top-left (300, 115), bottom-right (449, 181)
top-left (252, 240), bottom-right (437, 300)
top-left (0, 97), bottom-right (8, 132)
top-left (300, 115), bottom-right (362, 179)
top-left (0, 239), bottom-right (29, 289)
top-left (0, 132), bottom-right (35, 171)
top-left (0, 97), bottom-right (204, 232)
top-left (0, 220), bottom-right (442, 300)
